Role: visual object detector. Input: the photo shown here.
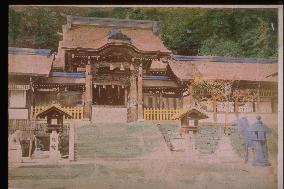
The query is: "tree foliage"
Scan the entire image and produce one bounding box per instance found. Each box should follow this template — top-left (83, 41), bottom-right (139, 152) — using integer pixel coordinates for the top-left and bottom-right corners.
top-left (8, 7), bottom-right (278, 58)
top-left (190, 76), bottom-right (257, 126)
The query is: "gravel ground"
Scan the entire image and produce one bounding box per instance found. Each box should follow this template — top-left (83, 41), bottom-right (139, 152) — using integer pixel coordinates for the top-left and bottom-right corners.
top-left (8, 122), bottom-right (278, 189)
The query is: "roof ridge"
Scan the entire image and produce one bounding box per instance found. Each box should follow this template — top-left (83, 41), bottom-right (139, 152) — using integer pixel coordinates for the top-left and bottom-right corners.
top-left (67, 15), bottom-right (158, 24)
top-left (8, 47), bottom-right (51, 56)
top-left (67, 15), bottom-right (159, 33)
top-left (171, 55), bottom-right (277, 64)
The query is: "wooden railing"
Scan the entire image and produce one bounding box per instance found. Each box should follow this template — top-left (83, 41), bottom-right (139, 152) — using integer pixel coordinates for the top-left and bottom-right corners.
top-left (30, 105), bottom-right (84, 120)
top-left (144, 108), bottom-right (183, 121)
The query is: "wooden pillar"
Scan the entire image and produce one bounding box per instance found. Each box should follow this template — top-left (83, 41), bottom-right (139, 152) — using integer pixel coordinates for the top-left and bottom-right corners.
top-left (156, 93), bottom-right (160, 108)
top-left (144, 94), bottom-right (149, 108)
top-left (128, 73), bottom-right (138, 122)
top-left (84, 62), bottom-right (92, 119)
top-left (159, 93), bottom-right (163, 108)
top-left (153, 95), bottom-right (157, 109)
top-left (180, 97), bottom-right (183, 109)
top-left (137, 64), bottom-right (143, 121)
top-left (28, 77), bottom-right (34, 119)
top-left (117, 85), bottom-right (120, 100)
top-left (124, 87), bottom-right (128, 106)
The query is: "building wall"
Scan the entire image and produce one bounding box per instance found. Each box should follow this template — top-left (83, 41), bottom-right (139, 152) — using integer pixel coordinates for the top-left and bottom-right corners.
top-left (34, 91), bottom-right (83, 106)
top-left (143, 93), bottom-right (181, 109)
top-left (9, 90), bottom-right (26, 108)
top-left (177, 93), bottom-right (278, 126)
top-left (8, 109), bottom-right (29, 119)
top-left (8, 89), bottom-right (29, 120)
top-left (199, 112), bottom-right (278, 126)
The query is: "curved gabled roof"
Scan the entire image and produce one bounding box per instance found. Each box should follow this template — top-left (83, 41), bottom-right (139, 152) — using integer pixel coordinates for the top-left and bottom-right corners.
top-left (61, 25), bottom-right (170, 53)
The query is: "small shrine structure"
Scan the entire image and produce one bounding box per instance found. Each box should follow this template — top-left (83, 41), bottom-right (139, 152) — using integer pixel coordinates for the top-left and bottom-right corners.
top-left (36, 104), bottom-right (72, 162)
top-left (172, 107), bottom-right (208, 134)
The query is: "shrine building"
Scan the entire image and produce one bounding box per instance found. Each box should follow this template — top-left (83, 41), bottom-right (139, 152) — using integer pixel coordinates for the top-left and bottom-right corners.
top-left (8, 15), bottom-right (278, 125)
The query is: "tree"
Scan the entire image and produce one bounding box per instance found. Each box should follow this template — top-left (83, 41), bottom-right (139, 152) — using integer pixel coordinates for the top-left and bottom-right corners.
top-left (8, 7), bottom-right (278, 58)
top-left (190, 76), bottom-right (257, 127)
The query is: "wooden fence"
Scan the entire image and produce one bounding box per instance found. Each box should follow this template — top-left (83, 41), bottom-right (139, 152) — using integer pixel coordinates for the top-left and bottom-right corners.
top-left (144, 108), bottom-right (183, 121)
top-left (30, 105), bottom-right (84, 120)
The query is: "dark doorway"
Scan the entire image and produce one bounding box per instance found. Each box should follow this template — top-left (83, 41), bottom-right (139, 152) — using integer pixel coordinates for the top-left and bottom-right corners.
top-left (93, 85), bottom-right (125, 105)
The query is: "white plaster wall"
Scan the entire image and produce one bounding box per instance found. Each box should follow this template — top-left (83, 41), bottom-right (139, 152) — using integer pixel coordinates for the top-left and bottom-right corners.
top-left (8, 108), bottom-right (29, 119)
top-left (9, 90), bottom-right (26, 108)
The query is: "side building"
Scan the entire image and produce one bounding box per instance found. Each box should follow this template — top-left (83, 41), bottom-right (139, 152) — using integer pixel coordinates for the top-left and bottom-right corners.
top-left (8, 47), bottom-right (54, 132)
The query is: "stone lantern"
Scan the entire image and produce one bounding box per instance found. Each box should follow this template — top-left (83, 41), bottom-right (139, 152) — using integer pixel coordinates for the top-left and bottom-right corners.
top-left (248, 115), bottom-right (271, 166)
top-left (172, 108), bottom-right (208, 158)
top-left (36, 104), bottom-right (72, 162)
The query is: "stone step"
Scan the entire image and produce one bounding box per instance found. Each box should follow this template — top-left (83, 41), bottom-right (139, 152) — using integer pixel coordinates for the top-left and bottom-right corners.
top-left (75, 123), bottom-right (169, 160)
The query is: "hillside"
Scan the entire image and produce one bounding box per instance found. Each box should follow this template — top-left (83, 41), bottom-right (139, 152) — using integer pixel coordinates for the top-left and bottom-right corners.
top-left (9, 6), bottom-right (278, 58)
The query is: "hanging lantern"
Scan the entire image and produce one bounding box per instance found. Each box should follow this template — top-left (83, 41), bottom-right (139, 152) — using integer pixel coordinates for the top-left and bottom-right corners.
top-left (112, 85), bottom-right (114, 89)
top-left (103, 85), bottom-right (106, 89)
top-left (120, 64), bottom-right (125, 71)
top-left (94, 84), bottom-right (97, 88)
top-left (110, 63), bottom-right (114, 70)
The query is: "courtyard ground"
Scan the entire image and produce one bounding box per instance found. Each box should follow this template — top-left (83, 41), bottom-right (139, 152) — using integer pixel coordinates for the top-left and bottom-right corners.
top-left (8, 122), bottom-right (278, 189)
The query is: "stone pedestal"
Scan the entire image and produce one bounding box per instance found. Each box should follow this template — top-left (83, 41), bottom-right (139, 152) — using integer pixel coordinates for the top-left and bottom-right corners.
top-left (8, 131), bottom-right (23, 164)
top-left (8, 143), bottom-right (22, 163)
top-left (252, 140), bottom-right (271, 166)
top-left (49, 130), bottom-right (60, 162)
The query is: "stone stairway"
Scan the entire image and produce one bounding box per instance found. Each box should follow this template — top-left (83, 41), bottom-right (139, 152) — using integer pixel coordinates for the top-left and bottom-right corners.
top-left (74, 122), bottom-right (170, 161)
